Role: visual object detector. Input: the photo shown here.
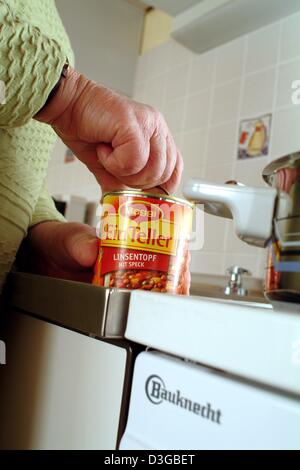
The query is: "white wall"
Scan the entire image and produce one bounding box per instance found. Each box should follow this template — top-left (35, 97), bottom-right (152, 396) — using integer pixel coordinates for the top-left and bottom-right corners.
top-left (47, 0), bottom-right (144, 201)
top-left (47, 6), bottom-right (300, 279)
top-left (133, 11), bottom-right (300, 278)
top-left (56, 0), bottom-right (143, 95)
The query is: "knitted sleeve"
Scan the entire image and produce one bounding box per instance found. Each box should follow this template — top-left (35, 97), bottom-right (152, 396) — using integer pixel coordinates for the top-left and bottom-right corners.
top-left (30, 185), bottom-right (66, 227)
top-left (0, 0), bottom-right (66, 129)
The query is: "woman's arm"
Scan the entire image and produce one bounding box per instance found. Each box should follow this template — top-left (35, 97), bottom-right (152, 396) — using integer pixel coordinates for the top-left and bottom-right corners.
top-left (0, 0), bottom-right (66, 128)
top-left (0, 0), bottom-right (182, 194)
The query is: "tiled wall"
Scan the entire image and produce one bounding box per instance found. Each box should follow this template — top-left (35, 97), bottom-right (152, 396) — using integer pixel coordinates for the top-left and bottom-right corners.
top-left (47, 138), bottom-right (101, 202)
top-left (133, 11), bottom-right (300, 278)
top-left (46, 11), bottom-right (300, 279)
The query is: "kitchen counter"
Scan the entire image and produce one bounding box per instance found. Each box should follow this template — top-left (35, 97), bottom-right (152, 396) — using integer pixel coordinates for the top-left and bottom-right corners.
top-left (3, 271), bottom-right (269, 339)
top-left (4, 272), bottom-right (300, 397)
top-left (3, 271), bottom-right (131, 339)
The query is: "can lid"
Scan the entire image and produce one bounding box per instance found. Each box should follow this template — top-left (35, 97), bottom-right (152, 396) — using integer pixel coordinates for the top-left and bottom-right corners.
top-left (155, 185), bottom-right (170, 196)
top-left (102, 189), bottom-right (194, 209)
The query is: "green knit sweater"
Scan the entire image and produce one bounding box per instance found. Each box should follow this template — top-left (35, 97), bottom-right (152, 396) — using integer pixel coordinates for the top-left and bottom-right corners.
top-left (0, 0), bottom-right (74, 291)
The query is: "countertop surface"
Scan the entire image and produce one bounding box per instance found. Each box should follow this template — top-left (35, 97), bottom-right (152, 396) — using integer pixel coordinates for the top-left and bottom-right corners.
top-left (2, 272), bottom-right (131, 339)
top-left (3, 271), bottom-right (300, 394)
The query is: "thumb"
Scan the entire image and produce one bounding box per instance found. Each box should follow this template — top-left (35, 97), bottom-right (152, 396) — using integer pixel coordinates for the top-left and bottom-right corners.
top-left (96, 136), bottom-right (149, 178)
top-left (62, 223), bottom-right (98, 268)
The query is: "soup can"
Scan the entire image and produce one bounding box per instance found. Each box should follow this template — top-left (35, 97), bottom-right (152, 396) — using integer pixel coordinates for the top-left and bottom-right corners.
top-left (93, 191), bottom-right (193, 295)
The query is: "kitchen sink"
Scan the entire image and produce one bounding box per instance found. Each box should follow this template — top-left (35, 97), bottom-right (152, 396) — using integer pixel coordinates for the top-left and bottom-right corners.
top-left (190, 272), bottom-right (271, 307)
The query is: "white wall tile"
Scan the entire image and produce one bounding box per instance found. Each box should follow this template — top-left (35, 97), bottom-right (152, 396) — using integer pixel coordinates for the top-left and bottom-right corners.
top-left (204, 164), bottom-right (234, 183)
top-left (190, 251), bottom-right (225, 275)
top-left (181, 129), bottom-right (207, 170)
top-left (69, 164), bottom-right (81, 191)
top-left (215, 37), bottom-right (245, 85)
top-left (173, 133), bottom-right (183, 150)
top-left (280, 11), bottom-right (300, 62)
top-left (46, 168), bottom-right (59, 194)
top-left (165, 63), bottom-right (189, 102)
top-left (145, 41), bottom-right (171, 78)
top-left (233, 156), bottom-right (269, 187)
top-left (84, 168), bottom-right (97, 188)
top-left (181, 167), bottom-right (205, 187)
top-left (46, 158), bottom-right (56, 175)
top-left (164, 97), bottom-right (185, 134)
top-left (74, 161), bottom-right (89, 186)
top-left (82, 185), bottom-right (102, 202)
top-left (241, 68), bottom-right (276, 118)
top-left (189, 50), bottom-right (216, 94)
top-left (206, 121), bottom-right (238, 166)
top-left (144, 74), bottom-right (166, 109)
top-left (246, 23), bottom-right (280, 74)
top-left (134, 80), bottom-right (147, 103)
top-left (184, 90), bottom-right (211, 131)
top-left (58, 165), bottom-right (71, 193)
top-left (271, 105), bottom-right (300, 157)
top-left (276, 59), bottom-right (300, 108)
top-left (135, 53), bottom-right (149, 83)
top-left (211, 80), bottom-right (241, 125)
top-left (202, 214), bottom-right (227, 252)
top-left (51, 139), bottom-right (67, 165)
top-left (46, 179), bottom-right (59, 196)
top-left (46, 11), bottom-right (300, 279)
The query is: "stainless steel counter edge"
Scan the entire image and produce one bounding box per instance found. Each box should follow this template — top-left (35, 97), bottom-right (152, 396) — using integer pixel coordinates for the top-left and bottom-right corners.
top-left (2, 272), bottom-right (131, 339)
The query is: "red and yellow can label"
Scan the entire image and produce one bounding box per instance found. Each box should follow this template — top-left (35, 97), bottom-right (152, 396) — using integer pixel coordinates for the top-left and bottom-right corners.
top-left (93, 192), bottom-right (193, 295)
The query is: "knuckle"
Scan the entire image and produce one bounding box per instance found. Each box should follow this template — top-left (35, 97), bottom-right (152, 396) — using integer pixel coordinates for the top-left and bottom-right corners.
top-left (119, 157), bottom-right (143, 176)
top-left (154, 109), bottom-right (165, 126)
top-left (125, 147), bottom-right (148, 176)
top-left (145, 105), bottom-right (165, 127)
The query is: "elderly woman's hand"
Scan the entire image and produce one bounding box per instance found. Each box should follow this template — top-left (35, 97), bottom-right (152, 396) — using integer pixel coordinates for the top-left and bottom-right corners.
top-left (17, 221), bottom-right (98, 282)
top-left (37, 66), bottom-right (183, 194)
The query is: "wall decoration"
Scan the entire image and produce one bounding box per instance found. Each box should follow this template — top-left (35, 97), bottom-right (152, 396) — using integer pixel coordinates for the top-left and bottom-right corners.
top-left (64, 147), bottom-right (75, 163)
top-left (238, 113), bottom-right (272, 160)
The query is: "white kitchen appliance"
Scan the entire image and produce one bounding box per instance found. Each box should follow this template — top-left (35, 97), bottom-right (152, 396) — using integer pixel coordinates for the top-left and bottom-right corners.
top-left (0, 273), bottom-right (135, 450)
top-left (2, 273), bottom-right (300, 450)
top-left (120, 291), bottom-right (300, 450)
